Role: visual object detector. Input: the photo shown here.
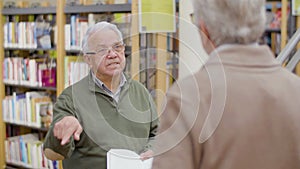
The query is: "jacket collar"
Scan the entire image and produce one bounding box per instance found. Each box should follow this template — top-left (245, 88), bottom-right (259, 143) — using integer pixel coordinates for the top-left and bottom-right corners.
top-left (206, 44), bottom-right (281, 69)
top-left (88, 71), bottom-right (131, 93)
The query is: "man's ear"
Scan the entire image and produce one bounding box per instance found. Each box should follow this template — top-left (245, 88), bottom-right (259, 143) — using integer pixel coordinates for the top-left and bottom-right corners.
top-left (83, 55), bottom-right (90, 63)
top-left (197, 20), bottom-right (216, 54)
top-left (83, 55), bottom-right (92, 68)
top-left (198, 20), bottom-right (210, 39)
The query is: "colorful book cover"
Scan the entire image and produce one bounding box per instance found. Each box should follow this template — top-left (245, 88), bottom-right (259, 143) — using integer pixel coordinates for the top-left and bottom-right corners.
top-left (41, 67), bottom-right (56, 87)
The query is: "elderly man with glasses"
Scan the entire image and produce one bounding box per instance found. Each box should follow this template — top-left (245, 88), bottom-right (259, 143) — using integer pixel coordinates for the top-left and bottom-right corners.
top-left (43, 21), bottom-right (158, 169)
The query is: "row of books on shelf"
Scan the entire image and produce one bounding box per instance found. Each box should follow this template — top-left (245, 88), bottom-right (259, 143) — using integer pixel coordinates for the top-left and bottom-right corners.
top-left (3, 57), bottom-right (56, 87)
top-left (4, 14), bottom-right (55, 49)
top-left (2, 91), bottom-right (53, 128)
top-left (3, 0), bottom-right (128, 8)
top-left (64, 56), bottom-right (89, 88)
top-left (3, 13), bottom-right (131, 50)
top-left (5, 133), bottom-right (59, 169)
top-left (4, 21), bottom-right (39, 49)
top-left (65, 13), bottom-right (131, 50)
top-left (2, 55), bottom-right (89, 89)
top-left (65, 15), bottom-right (89, 50)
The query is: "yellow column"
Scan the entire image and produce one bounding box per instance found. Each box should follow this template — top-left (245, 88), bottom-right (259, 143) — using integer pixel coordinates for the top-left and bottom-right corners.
top-left (56, 1), bottom-right (66, 168)
top-left (130, 0), bottom-right (140, 81)
top-left (271, 2), bottom-right (277, 52)
top-left (156, 33), bottom-right (167, 114)
top-left (281, 0), bottom-right (288, 50)
top-left (0, 1), bottom-right (6, 168)
top-left (56, 0), bottom-right (66, 96)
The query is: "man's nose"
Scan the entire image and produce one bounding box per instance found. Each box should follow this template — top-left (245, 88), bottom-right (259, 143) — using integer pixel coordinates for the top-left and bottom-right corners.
top-left (106, 49), bottom-right (118, 58)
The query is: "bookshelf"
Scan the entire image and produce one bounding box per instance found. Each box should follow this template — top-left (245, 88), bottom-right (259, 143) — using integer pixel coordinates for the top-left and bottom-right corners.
top-left (264, 0), bottom-right (290, 55)
top-left (266, 0), bottom-right (300, 76)
top-left (0, 1), bottom-right (59, 168)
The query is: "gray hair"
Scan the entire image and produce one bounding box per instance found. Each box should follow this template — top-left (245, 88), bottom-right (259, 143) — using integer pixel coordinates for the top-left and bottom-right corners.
top-left (81, 21), bottom-right (123, 54)
top-left (193, 0), bottom-right (266, 46)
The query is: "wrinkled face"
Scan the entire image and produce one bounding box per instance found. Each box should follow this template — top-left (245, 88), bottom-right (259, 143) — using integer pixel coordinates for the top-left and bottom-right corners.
top-left (84, 29), bottom-right (126, 79)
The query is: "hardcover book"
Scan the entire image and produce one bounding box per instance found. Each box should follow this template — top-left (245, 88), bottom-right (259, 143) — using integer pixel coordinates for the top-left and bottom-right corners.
top-left (107, 149), bottom-right (153, 169)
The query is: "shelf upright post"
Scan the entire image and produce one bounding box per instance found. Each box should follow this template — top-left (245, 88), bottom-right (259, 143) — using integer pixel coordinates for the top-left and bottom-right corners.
top-left (56, 2), bottom-right (66, 168)
top-left (271, 2), bottom-right (278, 52)
top-left (130, 0), bottom-right (140, 81)
top-left (281, 0), bottom-right (288, 50)
top-left (155, 33), bottom-right (168, 114)
top-left (0, 1), bottom-right (6, 168)
top-left (56, 0), bottom-right (66, 96)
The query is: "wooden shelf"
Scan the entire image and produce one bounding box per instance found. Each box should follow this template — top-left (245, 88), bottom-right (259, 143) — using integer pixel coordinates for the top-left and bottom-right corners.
top-left (4, 83), bottom-right (57, 91)
top-left (2, 6), bottom-right (56, 15)
top-left (64, 4), bottom-right (131, 14)
top-left (5, 122), bottom-right (49, 132)
top-left (6, 162), bottom-right (36, 169)
top-left (4, 47), bottom-right (56, 51)
top-left (265, 28), bottom-right (281, 33)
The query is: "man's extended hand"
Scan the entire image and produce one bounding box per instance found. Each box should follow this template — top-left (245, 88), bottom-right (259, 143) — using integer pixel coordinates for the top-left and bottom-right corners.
top-left (53, 116), bottom-right (83, 145)
top-left (140, 150), bottom-right (154, 161)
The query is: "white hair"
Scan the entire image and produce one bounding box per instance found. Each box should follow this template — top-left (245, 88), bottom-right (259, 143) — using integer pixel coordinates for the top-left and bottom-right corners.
top-left (193, 0), bottom-right (266, 46)
top-left (81, 21), bottom-right (123, 54)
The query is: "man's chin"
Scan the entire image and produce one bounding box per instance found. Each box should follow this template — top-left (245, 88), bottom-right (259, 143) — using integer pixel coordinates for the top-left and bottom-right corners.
top-left (111, 69), bottom-right (123, 76)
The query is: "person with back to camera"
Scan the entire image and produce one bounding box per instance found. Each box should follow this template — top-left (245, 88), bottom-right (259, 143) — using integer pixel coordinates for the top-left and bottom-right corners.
top-left (152, 0), bottom-right (300, 169)
top-left (43, 21), bottom-right (158, 169)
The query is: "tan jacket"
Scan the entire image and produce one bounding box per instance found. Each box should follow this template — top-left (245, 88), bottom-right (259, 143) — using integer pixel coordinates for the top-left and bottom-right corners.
top-left (152, 45), bottom-right (300, 169)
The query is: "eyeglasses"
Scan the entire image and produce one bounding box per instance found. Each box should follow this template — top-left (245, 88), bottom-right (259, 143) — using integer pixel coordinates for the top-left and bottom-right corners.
top-left (85, 43), bottom-right (125, 56)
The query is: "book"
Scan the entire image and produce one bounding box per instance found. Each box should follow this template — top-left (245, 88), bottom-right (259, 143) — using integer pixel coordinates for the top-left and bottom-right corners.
top-left (25, 91), bottom-right (47, 125)
top-left (41, 67), bottom-right (56, 87)
top-left (64, 56), bottom-right (89, 88)
top-left (35, 101), bottom-right (53, 128)
top-left (107, 149), bottom-right (153, 169)
top-left (35, 15), bottom-right (52, 49)
top-left (31, 96), bottom-right (52, 127)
